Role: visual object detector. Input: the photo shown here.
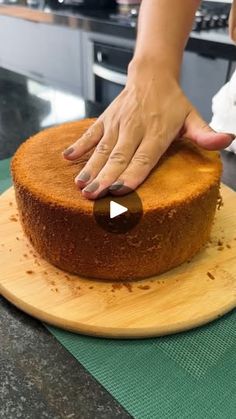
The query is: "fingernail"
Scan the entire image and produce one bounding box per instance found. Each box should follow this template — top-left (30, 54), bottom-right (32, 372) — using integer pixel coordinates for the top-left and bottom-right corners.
top-left (63, 147), bottom-right (74, 157)
top-left (76, 171), bottom-right (90, 183)
top-left (83, 181), bottom-right (99, 193)
top-left (109, 181), bottom-right (124, 191)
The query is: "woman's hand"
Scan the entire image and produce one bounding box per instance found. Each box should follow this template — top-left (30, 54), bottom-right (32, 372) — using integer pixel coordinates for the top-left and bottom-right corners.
top-left (63, 60), bottom-right (233, 200)
top-left (229, 0), bottom-right (236, 43)
top-left (63, 0), bottom-right (234, 200)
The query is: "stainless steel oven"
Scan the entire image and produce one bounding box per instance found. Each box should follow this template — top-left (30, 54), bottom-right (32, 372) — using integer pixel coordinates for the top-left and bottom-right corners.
top-left (93, 42), bottom-right (133, 106)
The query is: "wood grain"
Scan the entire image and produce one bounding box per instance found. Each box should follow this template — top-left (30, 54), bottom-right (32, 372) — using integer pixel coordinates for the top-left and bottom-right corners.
top-left (0, 186), bottom-right (235, 339)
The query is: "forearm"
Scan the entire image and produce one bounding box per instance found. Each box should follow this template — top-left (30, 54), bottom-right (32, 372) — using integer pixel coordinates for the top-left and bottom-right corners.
top-left (229, 0), bottom-right (236, 42)
top-left (132, 0), bottom-right (201, 79)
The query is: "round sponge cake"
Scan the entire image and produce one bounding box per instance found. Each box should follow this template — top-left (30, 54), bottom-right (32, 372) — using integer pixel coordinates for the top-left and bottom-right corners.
top-left (11, 118), bottom-right (222, 280)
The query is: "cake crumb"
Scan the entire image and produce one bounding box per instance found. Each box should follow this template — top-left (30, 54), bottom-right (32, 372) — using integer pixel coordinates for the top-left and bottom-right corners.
top-left (76, 286), bottom-right (81, 290)
top-left (9, 249), bottom-right (12, 252)
top-left (16, 237), bottom-right (20, 241)
top-left (9, 202), bottom-right (13, 206)
top-left (55, 288), bottom-right (59, 292)
top-left (23, 254), bottom-right (28, 258)
top-left (217, 246), bottom-right (224, 251)
top-left (226, 244), bottom-right (231, 249)
top-left (51, 281), bottom-right (55, 286)
top-left (26, 270), bottom-right (34, 274)
top-left (122, 282), bottom-right (132, 292)
top-left (138, 285), bottom-right (150, 290)
top-left (89, 286), bottom-right (94, 290)
top-left (65, 275), bottom-right (70, 280)
top-left (217, 194), bottom-right (223, 210)
top-left (9, 216), bottom-right (17, 222)
top-left (207, 272), bottom-right (215, 280)
top-left (217, 239), bottom-right (223, 246)
top-left (112, 283), bottom-right (123, 291)
top-left (44, 271), bottom-right (48, 275)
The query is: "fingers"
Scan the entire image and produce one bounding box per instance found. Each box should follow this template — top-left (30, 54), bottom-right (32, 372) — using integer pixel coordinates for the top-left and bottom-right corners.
top-left (75, 125), bottom-right (119, 188)
top-left (62, 120), bottom-right (104, 160)
top-left (110, 137), bottom-right (166, 195)
top-left (184, 109), bottom-right (235, 150)
top-left (81, 123), bottom-right (143, 199)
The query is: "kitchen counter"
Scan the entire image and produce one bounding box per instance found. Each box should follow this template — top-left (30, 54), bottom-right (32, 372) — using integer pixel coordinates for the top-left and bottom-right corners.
top-left (0, 67), bottom-right (106, 160)
top-left (0, 3), bottom-right (236, 60)
top-left (0, 67), bottom-right (236, 418)
top-left (0, 298), bottom-right (130, 419)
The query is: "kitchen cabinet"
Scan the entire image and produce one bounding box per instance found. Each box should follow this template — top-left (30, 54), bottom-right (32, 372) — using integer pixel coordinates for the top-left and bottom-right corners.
top-left (181, 51), bottom-right (229, 122)
top-left (0, 13), bottom-right (233, 114)
top-left (0, 16), bottom-right (83, 94)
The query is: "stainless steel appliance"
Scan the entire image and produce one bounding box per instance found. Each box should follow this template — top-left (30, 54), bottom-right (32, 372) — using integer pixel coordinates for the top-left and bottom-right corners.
top-left (93, 42), bottom-right (132, 106)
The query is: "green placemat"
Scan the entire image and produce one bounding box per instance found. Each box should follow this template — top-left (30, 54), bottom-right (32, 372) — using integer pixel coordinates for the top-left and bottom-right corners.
top-left (1, 158), bottom-right (236, 419)
top-left (0, 158), bottom-right (11, 193)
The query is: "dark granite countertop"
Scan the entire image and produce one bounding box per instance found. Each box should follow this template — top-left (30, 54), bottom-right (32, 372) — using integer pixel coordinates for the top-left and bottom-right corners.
top-left (0, 2), bottom-right (236, 59)
top-left (0, 298), bottom-right (131, 419)
top-left (0, 67), bottom-right (106, 160)
top-left (0, 66), bottom-right (236, 418)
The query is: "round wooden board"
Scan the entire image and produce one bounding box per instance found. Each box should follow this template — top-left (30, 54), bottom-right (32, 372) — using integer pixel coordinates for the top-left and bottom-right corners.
top-left (0, 187), bottom-right (236, 339)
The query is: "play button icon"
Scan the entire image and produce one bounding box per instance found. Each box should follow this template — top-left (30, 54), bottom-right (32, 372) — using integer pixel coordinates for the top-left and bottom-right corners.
top-left (93, 187), bottom-right (143, 234)
top-left (110, 201), bottom-right (128, 219)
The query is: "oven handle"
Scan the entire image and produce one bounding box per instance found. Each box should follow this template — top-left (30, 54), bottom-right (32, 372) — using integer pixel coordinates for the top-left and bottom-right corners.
top-left (93, 64), bottom-right (127, 86)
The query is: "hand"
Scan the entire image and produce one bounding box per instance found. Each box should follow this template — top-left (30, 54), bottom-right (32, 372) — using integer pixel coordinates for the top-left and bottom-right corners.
top-left (63, 60), bottom-right (233, 200)
top-left (229, 0), bottom-right (236, 43)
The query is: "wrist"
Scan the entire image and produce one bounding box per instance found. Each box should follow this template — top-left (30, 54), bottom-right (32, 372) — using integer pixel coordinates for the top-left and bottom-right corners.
top-left (128, 53), bottom-right (181, 82)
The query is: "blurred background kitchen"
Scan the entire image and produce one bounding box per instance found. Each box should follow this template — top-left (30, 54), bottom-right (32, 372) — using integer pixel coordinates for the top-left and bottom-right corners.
top-left (0, 0), bottom-right (235, 188)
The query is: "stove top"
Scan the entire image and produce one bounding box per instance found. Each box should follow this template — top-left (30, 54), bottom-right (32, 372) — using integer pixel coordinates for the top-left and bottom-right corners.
top-left (109, 1), bottom-right (231, 31)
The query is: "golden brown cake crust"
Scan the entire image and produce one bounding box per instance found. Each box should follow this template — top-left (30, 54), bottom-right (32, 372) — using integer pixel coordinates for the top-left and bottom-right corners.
top-left (11, 119), bottom-right (222, 280)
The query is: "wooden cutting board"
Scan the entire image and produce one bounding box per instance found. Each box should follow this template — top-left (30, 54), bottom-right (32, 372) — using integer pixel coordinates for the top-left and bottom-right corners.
top-left (0, 186), bottom-right (235, 339)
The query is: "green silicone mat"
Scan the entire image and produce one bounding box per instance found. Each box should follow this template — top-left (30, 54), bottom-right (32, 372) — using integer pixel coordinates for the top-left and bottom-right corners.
top-left (1, 158), bottom-right (236, 419)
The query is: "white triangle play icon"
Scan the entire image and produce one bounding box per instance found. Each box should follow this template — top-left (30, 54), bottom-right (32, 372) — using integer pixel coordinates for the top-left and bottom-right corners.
top-left (110, 201), bottom-right (128, 219)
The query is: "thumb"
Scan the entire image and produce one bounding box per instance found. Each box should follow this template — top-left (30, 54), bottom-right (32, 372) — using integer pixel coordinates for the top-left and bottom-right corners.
top-left (183, 109), bottom-right (234, 151)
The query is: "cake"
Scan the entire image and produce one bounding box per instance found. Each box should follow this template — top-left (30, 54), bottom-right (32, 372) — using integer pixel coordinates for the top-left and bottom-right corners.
top-left (11, 118), bottom-right (222, 281)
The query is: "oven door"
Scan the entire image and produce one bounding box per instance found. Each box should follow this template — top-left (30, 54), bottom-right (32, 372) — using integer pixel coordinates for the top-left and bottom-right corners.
top-left (93, 42), bottom-right (133, 107)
